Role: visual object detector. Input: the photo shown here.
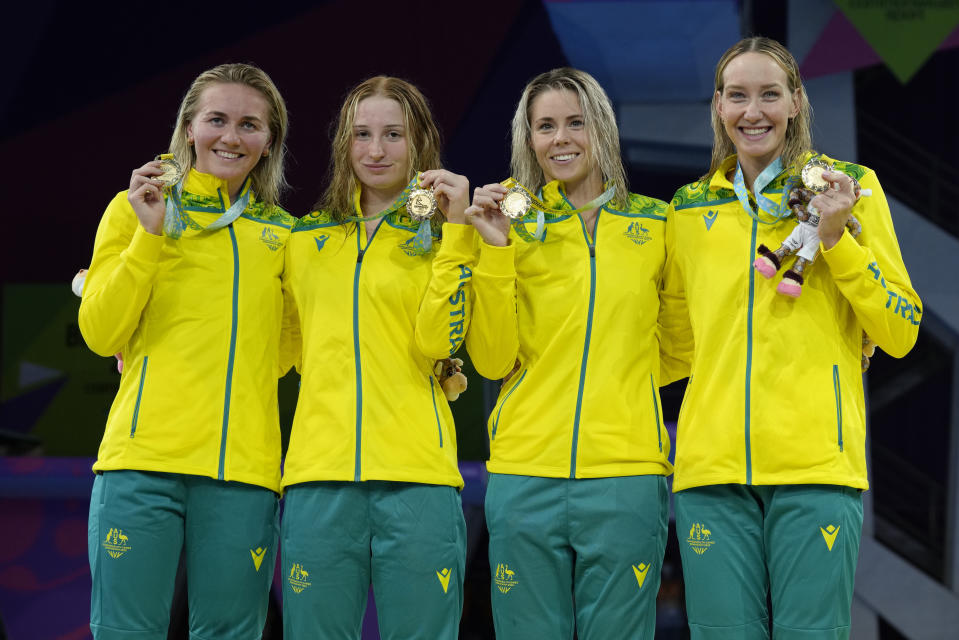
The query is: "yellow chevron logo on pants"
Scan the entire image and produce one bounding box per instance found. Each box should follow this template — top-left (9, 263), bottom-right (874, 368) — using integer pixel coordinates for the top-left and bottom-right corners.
top-left (632, 563), bottom-right (650, 589)
top-left (250, 547), bottom-right (267, 571)
top-left (436, 568), bottom-right (452, 594)
top-left (820, 525), bottom-right (840, 551)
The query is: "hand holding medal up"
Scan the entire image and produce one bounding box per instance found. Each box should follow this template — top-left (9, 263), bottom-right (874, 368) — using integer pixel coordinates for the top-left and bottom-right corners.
top-left (467, 177), bottom-right (616, 246)
top-left (416, 170), bottom-right (470, 224)
top-left (127, 154), bottom-right (183, 236)
top-left (803, 159), bottom-right (868, 249)
top-left (465, 183), bottom-right (513, 247)
top-left (753, 157), bottom-right (868, 298)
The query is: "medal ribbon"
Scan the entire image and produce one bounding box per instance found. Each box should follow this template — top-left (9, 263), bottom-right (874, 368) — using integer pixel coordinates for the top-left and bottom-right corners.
top-left (501, 178), bottom-right (615, 241)
top-left (163, 178), bottom-right (251, 239)
top-left (346, 174), bottom-right (420, 222)
top-left (349, 174), bottom-right (435, 254)
top-left (732, 158), bottom-right (798, 225)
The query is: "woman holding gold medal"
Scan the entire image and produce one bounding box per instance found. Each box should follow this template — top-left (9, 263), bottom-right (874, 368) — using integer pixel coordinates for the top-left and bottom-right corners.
top-left (661, 37), bottom-right (921, 637)
top-left (465, 67), bottom-right (681, 639)
top-left (279, 76), bottom-right (473, 639)
top-left (79, 64), bottom-right (294, 639)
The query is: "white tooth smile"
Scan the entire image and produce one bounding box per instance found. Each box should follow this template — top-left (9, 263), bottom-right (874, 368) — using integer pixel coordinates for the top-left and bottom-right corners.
top-left (553, 153), bottom-right (577, 161)
top-left (742, 128), bottom-right (769, 136)
top-left (216, 151), bottom-right (241, 159)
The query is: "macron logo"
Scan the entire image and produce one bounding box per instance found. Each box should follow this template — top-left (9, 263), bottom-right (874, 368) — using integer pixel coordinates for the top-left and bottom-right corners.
top-left (703, 210), bottom-right (718, 231)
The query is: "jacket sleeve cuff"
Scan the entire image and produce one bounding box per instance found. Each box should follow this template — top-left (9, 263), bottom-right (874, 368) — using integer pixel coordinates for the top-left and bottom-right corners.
top-left (439, 222), bottom-right (476, 256)
top-left (478, 239), bottom-right (515, 277)
top-left (126, 225), bottom-right (165, 265)
top-left (821, 229), bottom-right (867, 278)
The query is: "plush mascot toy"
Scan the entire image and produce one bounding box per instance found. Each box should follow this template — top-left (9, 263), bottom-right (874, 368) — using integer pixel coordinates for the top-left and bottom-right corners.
top-left (749, 159), bottom-right (879, 372)
top-left (434, 358), bottom-right (468, 401)
top-left (753, 158), bottom-right (867, 298)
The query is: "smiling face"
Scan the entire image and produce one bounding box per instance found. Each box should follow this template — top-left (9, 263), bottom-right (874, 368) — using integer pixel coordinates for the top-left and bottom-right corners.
top-left (350, 95), bottom-right (411, 203)
top-left (186, 82), bottom-right (272, 199)
top-left (716, 51), bottom-right (800, 178)
top-left (529, 88), bottom-right (600, 194)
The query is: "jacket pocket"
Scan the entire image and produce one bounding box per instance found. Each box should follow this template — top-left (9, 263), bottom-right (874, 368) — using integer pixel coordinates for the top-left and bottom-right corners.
top-left (429, 375), bottom-right (443, 447)
top-left (491, 369), bottom-right (527, 441)
top-left (677, 374), bottom-right (692, 426)
top-left (832, 364), bottom-right (843, 451)
top-left (130, 356), bottom-right (149, 438)
top-left (649, 374), bottom-right (663, 453)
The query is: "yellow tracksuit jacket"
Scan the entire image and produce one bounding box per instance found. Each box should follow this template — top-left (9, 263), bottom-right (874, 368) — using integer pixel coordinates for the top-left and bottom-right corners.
top-left (281, 210), bottom-right (475, 490)
top-left (467, 181), bottom-right (674, 479)
top-left (79, 170), bottom-right (296, 492)
top-left (662, 154), bottom-right (921, 491)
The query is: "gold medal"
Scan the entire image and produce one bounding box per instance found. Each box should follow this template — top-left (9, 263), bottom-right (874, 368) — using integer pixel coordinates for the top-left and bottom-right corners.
top-left (499, 178), bottom-right (615, 218)
top-left (407, 186), bottom-right (437, 221)
top-left (154, 153), bottom-right (183, 187)
top-left (500, 187), bottom-right (532, 219)
top-left (801, 158), bottom-right (832, 193)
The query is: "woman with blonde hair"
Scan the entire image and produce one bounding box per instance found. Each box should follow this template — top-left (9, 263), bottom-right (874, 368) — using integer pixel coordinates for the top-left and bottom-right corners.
top-left (466, 67), bottom-right (680, 639)
top-left (280, 76), bottom-right (474, 639)
top-left (80, 63), bottom-right (294, 639)
top-left (662, 36), bottom-right (921, 637)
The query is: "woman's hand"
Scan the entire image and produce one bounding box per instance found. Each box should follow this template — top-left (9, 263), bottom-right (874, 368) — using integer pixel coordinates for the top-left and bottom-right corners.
top-left (812, 170), bottom-right (858, 250)
top-left (127, 160), bottom-right (168, 236)
top-left (419, 170), bottom-right (470, 225)
top-left (466, 183), bottom-right (511, 247)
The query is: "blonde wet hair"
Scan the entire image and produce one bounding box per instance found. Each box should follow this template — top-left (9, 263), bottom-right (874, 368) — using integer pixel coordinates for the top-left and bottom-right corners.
top-left (169, 63), bottom-right (289, 207)
top-left (707, 37), bottom-right (813, 179)
top-left (317, 76), bottom-right (442, 221)
top-left (510, 67), bottom-right (629, 209)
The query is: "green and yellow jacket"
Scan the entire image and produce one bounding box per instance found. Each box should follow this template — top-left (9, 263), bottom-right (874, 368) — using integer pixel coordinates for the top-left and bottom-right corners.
top-left (662, 154), bottom-right (921, 492)
top-left (281, 206), bottom-right (475, 490)
top-left (80, 169), bottom-right (296, 492)
top-left (467, 181), bottom-right (674, 479)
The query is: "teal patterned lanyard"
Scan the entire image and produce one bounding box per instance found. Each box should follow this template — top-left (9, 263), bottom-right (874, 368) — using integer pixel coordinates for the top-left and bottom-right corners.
top-left (348, 175), bottom-right (434, 254)
top-left (163, 179), bottom-right (251, 239)
top-left (732, 158), bottom-right (798, 225)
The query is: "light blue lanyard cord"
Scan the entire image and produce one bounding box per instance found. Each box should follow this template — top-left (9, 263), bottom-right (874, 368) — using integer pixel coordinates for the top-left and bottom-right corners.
top-left (163, 180), bottom-right (251, 239)
top-left (732, 159), bottom-right (798, 225)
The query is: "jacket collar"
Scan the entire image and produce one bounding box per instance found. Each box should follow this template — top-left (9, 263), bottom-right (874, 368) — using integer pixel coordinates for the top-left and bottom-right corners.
top-left (182, 169), bottom-right (253, 206)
